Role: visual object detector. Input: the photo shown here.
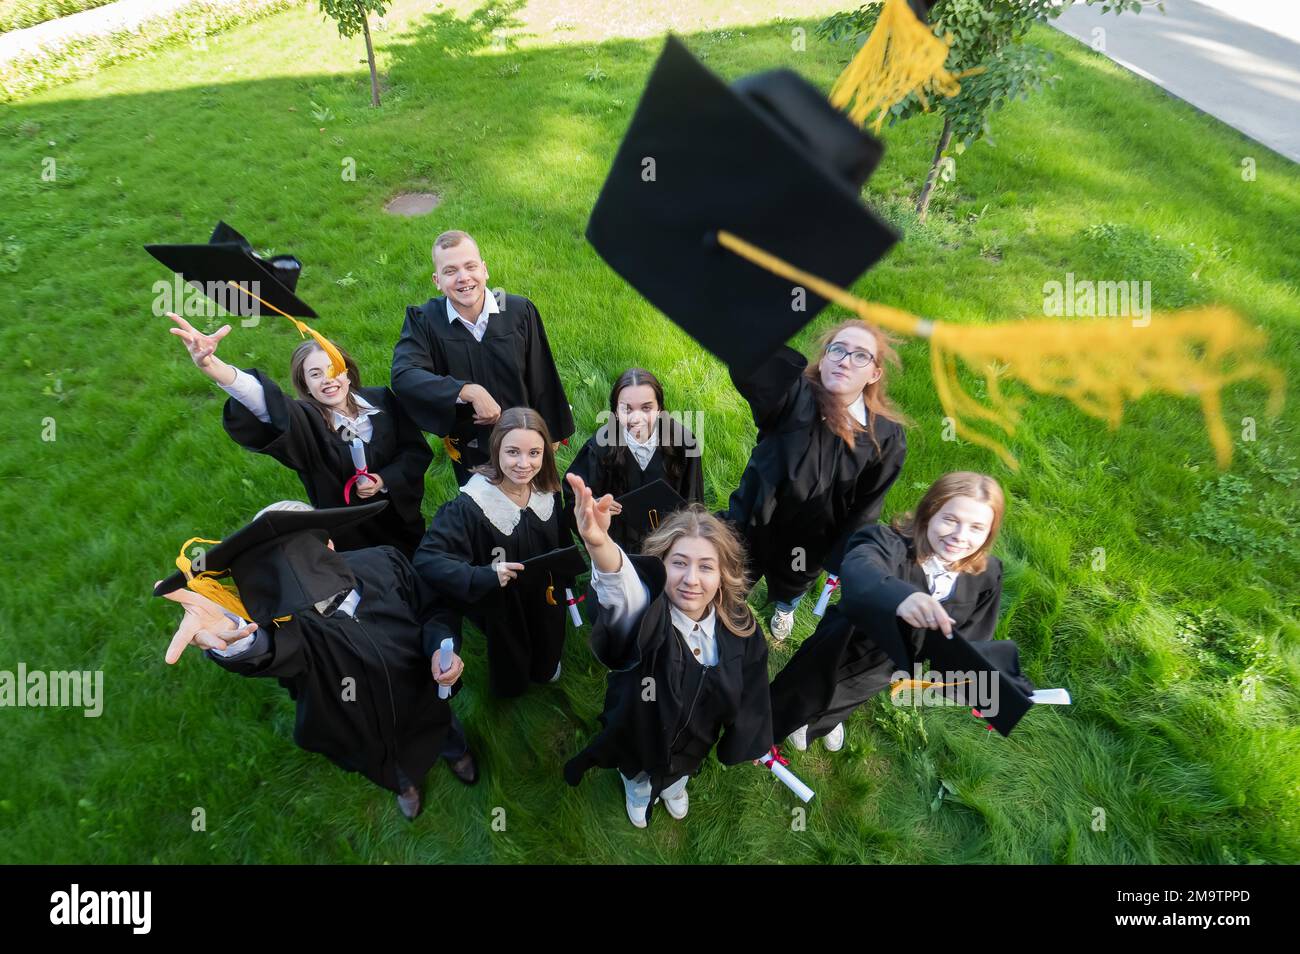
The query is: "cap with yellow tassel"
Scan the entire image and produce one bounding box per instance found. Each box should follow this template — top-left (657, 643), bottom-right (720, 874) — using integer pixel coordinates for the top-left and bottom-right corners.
top-left (583, 32), bottom-right (1283, 471)
top-left (828, 0), bottom-right (975, 133)
top-left (145, 221), bottom-right (348, 379)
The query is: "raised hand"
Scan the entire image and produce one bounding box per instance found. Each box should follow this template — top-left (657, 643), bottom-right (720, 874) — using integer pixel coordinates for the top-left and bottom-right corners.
top-left (158, 584), bottom-right (258, 663)
top-left (565, 472), bottom-right (614, 549)
top-left (167, 312), bottom-right (231, 371)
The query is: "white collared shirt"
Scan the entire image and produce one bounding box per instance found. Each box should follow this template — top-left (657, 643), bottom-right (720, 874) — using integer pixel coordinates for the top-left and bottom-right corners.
top-left (590, 545), bottom-right (719, 666)
top-left (445, 289), bottom-right (500, 342)
top-left (623, 426), bottom-right (658, 471)
top-left (848, 394), bottom-right (866, 427)
top-left (460, 472), bottom-right (556, 536)
top-left (922, 554), bottom-right (958, 602)
top-left (220, 369), bottom-right (383, 442)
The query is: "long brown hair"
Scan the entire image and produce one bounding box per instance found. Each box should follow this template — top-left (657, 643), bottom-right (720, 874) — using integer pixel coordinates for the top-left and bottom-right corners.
top-left (289, 341), bottom-right (364, 425)
top-left (474, 407), bottom-right (561, 493)
top-left (802, 318), bottom-right (908, 450)
top-left (892, 471), bottom-right (1006, 574)
top-left (642, 504), bottom-right (757, 637)
top-left (597, 368), bottom-right (687, 494)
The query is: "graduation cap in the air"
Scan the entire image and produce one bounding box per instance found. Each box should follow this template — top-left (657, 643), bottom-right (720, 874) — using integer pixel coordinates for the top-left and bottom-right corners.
top-left (154, 501), bottom-right (388, 623)
top-left (585, 34), bottom-right (899, 378)
top-left (146, 222), bottom-right (351, 379)
top-left (146, 220), bottom-right (318, 319)
top-left (615, 479), bottom-right (687, 539)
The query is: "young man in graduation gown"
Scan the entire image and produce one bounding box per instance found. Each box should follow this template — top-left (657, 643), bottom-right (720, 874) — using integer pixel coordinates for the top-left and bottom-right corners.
top-left (769, 472), bottom-right (1039, 750)
top-left (563, 474), bottom-right (772, 828)
top-left (155, 500), bottom-right (479, 821)
top-left (391, 230), bottom-right (574, 486)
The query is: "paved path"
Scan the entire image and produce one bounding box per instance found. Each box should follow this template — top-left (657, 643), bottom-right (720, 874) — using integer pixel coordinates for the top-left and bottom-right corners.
top-left (0, 0), bottom-right (254, 65)
top-left (1052, 0), bottom-right (1300, 163)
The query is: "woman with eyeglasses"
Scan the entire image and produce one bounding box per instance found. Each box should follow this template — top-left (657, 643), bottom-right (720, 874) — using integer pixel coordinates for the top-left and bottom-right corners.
top-left (724, 319), bottom-right (908, 642)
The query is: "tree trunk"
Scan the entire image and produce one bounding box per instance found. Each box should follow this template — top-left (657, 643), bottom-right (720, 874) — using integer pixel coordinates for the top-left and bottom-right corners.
top-left (915, 116), bottom-right (953, 223)
top-left (362, 17), bottom-right (381, 108)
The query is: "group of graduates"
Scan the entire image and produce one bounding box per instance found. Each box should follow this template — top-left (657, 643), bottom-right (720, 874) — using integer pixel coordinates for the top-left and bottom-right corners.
top-left (155, 226), bottom-right (1039, 829)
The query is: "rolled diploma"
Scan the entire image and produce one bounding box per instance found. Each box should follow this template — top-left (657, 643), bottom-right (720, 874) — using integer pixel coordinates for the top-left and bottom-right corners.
top-left (565, 587), bottom-right (582, 627)
top-left (437, 636), bottom-right (455, 700)
top-left (350, 436), bottom-right (368, 474)
top-left (1030, 688), bottom-right (1071, 705)
top-left (759, 754), bottom-right (815, 803)
top-left (812, 574), bottom-right (838, 617)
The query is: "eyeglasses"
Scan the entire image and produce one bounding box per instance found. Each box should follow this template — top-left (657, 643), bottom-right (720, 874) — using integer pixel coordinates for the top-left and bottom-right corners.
top-left (825, 342), bottom-right (876, 369)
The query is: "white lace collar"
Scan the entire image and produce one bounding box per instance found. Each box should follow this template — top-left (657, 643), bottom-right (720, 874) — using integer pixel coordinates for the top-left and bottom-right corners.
top-left (461, 473), bottom-right (555, 535)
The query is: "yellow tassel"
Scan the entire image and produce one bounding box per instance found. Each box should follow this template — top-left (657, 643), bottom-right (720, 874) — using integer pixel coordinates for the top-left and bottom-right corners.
top-left (175, 536), bottom-right (252, 620)
top-left (226, 280), bottom-right (347, 380)
top-left (890, 675), bottom-right (972, 699)
top-left (829, 0), bottom-right (971, 133)
top-left (442, 436), bottom-right (462, 462)
top-left (715, 230), bottom-right (1284, 471)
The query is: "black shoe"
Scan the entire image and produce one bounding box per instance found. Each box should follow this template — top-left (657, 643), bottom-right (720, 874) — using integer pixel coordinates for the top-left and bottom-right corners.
top-left (448, 750), bottom-right (479, 785)
top-left (397, 784), bottom-right (422, 820)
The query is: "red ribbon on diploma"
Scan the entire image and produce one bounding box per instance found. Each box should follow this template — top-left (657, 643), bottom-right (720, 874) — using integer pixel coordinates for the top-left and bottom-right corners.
top-left (566, 592), bottom-right (586, 607)
top-left (343, 468), bottom-right (376, 504)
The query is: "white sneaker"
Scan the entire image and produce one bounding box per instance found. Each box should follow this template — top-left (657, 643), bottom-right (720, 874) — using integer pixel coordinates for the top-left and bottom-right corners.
top-left (662, 788), bottom-right (689, 820)
top-left (788, 724), bottom-right (809, 752)
top-left (549, 661), bottom-right (562, 683)
top-left (626, 799), bottom-right (648, 828)
top-left (770, 608), bottom-right (795, 641)
top-left (824, 722), bottom-right (845, 752)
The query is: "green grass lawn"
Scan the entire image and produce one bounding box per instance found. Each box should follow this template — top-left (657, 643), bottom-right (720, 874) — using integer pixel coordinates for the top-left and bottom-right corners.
top-left (1, 0), bottom-right (1297, 864)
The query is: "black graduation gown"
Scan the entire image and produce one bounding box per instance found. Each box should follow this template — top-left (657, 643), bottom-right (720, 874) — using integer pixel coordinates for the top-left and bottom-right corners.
top-left (724, 347), bottom-right (906, 605)
top-left (412, 477), bottom-right (573, 698)
top-left (222, 369), bottom-right (433, 558)
top-left (206, 545), bottom-right (458, 795)
top-left (390, 293), bottom-right (575, 477)
top-left (769, 524), bottom-right (1025, 743)
top-left (562, 422), bottom-right (704, 554)
top-left (564, 556), bottom-right (773, 824)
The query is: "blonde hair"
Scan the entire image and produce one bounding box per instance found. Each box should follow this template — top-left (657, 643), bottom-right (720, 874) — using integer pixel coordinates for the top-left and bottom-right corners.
top-left (642, 504), bottom-right (757, 637)
top-left (431, 229), bottom-right (478, 264)
top-left (892, 471), bottom-right (1005, 574)
top-left (803, 317), bottom-right (909, 449)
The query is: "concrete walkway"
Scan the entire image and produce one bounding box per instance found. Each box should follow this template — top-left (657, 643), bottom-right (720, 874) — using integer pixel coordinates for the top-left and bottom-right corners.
top-left (1052, 0), bottom-right (1300, 163)
top-left (0, 0), bottom-right (252, 65)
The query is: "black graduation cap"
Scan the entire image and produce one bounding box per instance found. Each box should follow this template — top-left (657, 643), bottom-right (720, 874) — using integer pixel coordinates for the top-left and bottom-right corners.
top-left (145, 220), bottom-right (318, 318)
top-left (585, 34), bottom-right (899, 378)
top-left (917, 630), bottom-right (1035, 737)
top-left (153, 501), bottom-right (388, 621)
top-left (615, 479), bottom-right (686, 539)
top-left (519, 544), bottom-right (589, 581)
